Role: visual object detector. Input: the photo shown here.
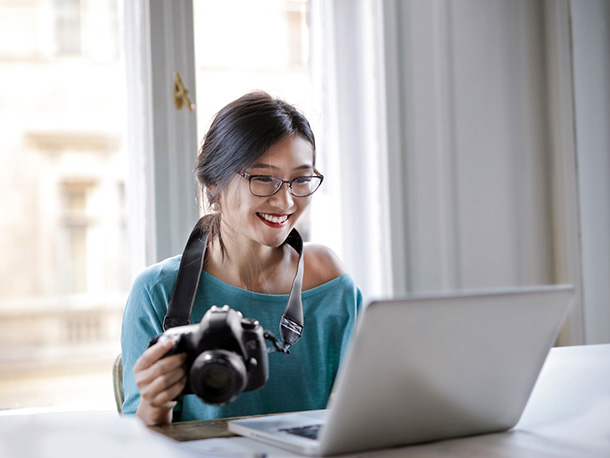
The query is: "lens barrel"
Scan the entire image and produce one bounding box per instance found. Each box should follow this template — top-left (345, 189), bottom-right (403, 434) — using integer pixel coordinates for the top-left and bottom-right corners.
top-left (189, 350), bottom-right (247, 405)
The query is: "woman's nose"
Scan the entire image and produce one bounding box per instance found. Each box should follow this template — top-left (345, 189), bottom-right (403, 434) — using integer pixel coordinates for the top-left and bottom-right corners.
top-left (268, 183), bottom-right (294, 209)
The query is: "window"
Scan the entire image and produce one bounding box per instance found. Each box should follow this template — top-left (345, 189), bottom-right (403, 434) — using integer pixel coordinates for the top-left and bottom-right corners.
top-left (55, 0), bottom-right (82, 55)
top-left (60, 183), bottom-right (92, 294)
top-left (193, 0), bottom-right (313, 138)
top-left (0, 0), bottom-right (128, 410)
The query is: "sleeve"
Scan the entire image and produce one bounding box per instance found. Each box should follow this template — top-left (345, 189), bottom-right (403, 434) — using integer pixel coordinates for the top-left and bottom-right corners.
top-left (355, 284), bottom-right (364, 315)
top-left (120, 268), bottom-right (174, 416)
top-left (340, 276), bottom-right (363, 361)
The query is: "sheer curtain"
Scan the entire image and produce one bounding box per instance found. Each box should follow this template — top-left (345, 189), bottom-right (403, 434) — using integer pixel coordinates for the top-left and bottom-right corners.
top-left (309, 0), bottom-right (394, 303)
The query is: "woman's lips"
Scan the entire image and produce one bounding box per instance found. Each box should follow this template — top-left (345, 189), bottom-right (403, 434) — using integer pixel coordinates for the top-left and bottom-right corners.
top-left (257, 212), bottom-right (290, 228)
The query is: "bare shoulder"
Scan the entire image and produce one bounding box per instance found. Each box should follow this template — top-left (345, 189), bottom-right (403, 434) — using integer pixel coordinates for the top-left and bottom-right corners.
top-left (302, 243), bottom-right (347, 290)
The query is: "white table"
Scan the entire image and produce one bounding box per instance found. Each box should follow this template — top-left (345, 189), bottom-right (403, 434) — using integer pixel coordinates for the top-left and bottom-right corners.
top-left (1, 344), bottom-right (609, 457)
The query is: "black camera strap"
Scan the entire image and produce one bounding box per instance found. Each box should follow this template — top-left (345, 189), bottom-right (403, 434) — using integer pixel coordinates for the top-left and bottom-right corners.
top-left (163, 223), bottom-right (304, 352)
top-left (162, 226), bottom-right (208, 331)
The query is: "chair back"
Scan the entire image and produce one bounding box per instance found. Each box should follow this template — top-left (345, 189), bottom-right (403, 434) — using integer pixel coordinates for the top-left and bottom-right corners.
top-left (113, 353), bottom-right (124, 414)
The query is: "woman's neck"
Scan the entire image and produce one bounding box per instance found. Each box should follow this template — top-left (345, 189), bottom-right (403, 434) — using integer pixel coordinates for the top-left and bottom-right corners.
top-left (204, 231), bottom-right (293, 294)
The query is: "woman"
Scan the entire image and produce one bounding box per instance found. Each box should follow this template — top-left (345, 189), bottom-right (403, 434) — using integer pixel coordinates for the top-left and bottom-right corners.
top-left (121, 92), bottom-right (361, 426)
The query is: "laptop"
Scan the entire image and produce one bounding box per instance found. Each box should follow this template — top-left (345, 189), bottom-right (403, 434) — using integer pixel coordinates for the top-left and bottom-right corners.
top-left (228, 285), bottom-right (574, 456)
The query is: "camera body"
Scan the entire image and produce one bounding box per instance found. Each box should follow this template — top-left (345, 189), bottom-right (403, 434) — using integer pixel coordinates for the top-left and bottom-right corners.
top-left (149, 305), bottom-right (268, 405)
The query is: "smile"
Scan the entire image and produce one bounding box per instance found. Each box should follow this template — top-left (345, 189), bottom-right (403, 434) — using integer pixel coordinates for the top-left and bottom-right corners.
top-left (257, 212), bottom-right (290, 226)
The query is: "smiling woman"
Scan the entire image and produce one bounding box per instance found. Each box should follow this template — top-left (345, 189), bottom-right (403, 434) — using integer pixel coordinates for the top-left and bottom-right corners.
top-left (120, 92), bottom-right (362, 426)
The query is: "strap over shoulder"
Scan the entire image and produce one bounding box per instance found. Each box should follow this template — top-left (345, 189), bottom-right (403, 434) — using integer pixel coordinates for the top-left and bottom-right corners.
top-left (280, 229), bottom-right (304, 349)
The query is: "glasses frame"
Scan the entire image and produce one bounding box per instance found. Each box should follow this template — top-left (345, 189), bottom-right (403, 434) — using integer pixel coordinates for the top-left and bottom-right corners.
top-left (240, 172), bottom-right (324, 197)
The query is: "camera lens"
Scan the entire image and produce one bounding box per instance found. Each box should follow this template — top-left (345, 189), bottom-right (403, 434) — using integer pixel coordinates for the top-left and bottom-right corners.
top-left (189, 350), bottom-right (247, 405)
top-left (203, 366), bottom-right (231, 390)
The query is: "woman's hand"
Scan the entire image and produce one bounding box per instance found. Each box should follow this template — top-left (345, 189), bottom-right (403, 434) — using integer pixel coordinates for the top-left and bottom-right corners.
top-left (133, 338), bottom-right (188, 425)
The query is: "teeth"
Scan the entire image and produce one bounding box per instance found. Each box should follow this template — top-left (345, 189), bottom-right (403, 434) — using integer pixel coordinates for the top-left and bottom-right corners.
top-left (259, 213), bottom-right (288, 224)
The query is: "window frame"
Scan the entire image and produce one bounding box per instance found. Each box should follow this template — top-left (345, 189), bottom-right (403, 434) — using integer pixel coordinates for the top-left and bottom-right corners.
top-left (124, 0), bottom-right (200, 275)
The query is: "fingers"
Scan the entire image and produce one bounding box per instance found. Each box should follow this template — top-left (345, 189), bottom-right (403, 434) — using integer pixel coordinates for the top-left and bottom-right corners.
top-left (134, 339), bottom-right (189, 409)
top-left (141, 372), bottom-right (188, 409)
top-left (135, 351), bottom-right (187, 388)
top-left (134, 338), bottom-right (174, 372)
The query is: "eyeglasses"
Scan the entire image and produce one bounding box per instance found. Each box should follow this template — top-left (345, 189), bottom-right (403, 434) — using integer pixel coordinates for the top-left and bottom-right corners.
top-left (240, 172), bottom-right (324, 197)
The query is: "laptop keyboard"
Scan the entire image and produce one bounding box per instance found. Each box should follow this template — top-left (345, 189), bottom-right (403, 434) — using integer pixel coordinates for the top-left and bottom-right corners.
top-left (279, 424), bottom-right (322, 440)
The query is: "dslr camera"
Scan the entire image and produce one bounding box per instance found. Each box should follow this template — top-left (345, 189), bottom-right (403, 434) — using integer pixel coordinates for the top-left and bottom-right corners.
top-left (149, 305), bottom-right (269, 406)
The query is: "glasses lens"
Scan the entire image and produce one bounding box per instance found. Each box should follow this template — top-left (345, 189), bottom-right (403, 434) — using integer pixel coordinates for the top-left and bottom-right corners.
top-left (250, 176), bottom-right (282, 196)
top-left (291, 176), bottom-right (322, 196)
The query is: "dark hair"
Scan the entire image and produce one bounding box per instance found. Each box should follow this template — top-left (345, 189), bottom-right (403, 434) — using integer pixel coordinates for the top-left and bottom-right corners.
top-left (195, 91), bottom-right (316, 250)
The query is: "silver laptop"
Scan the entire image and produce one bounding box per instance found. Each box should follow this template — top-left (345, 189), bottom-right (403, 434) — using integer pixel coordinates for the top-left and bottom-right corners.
top-left (228, 285), bottom-right (574, 456)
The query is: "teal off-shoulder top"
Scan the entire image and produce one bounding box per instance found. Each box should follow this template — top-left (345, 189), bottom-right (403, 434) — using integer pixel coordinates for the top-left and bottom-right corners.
top-left (120, 255), bottom-right (362, 421)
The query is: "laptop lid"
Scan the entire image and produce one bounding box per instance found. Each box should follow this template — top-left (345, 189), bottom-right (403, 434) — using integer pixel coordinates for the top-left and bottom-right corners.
top-left (318, 285), bottom-right (573, 455)
top-left (229, 285), bottom-right (573, 456)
